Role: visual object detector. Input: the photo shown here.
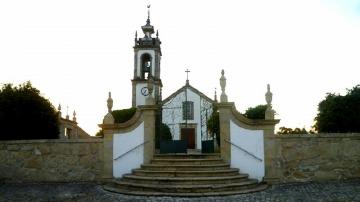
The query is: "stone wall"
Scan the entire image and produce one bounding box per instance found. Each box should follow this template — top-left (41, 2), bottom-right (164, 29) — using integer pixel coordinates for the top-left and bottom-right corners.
top-left (267, 133), bottom-right (360, 183)
top-left (0, 139), bottom-right (103, 182)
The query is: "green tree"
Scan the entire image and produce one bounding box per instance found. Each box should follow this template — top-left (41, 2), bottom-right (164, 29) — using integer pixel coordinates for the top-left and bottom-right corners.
top-left (244, 104), bottom-right (267, 119)
top-left (95, 129), bottom-right (104, 138)
top-left (314, 85), bottom-right (360, 133)
top-left (0, 82), bottom-right (59, 140)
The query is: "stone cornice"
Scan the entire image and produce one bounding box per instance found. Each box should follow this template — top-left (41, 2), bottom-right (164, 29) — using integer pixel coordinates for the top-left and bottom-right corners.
top-left (99, 105), bottom-right (159, 131)
top-left (271, 133), bottom-right (360, 139)
top-left (0, 138), bottom-right (103, 144)
top-left (217, 102), bottom-right (280, 126)
top-left (99, 108), bottom-right (142, 130)
top-left (131, 79), bottom-right (163, 87)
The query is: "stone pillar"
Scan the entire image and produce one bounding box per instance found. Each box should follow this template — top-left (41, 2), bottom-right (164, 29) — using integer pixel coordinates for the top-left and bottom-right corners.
top-left (217, 102), bottom-right (234, 163)
top-left (263, 126), bottom-right (281, 184)
top-left (102, 126), bottom-right (115, 180)
top-left (101, 92), bottom-right (115, 180)
top-left (139, 105), bottom-right (157, 164)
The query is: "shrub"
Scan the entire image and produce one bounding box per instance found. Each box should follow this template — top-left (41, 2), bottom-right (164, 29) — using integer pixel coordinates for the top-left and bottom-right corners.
top-left (244, 104), bottom-right (267, 119)
top-left (112, 108), bottom-right (137, 123)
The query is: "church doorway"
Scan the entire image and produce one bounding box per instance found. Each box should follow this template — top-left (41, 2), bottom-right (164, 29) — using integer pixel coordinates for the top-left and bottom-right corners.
top-left (181, 128), bottom-right (195, 149)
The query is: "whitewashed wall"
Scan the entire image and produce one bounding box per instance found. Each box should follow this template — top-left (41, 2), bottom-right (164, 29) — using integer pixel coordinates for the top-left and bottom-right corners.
top-left (230, 120), bottom-right (264, 181)
top-left (113, 122), bottom-right (144, 178)
top-left (135, 83), bottom-right (155, 106)
top-left (162, 88), bottom-right (212, 150)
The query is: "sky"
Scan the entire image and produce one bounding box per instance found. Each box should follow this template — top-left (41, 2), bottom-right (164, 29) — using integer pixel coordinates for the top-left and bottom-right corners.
top-left (0, 0), bottom-right (359, 135)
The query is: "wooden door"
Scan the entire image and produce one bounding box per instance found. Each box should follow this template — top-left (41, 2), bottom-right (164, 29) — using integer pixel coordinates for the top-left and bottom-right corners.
top-left (181, 128), bottom-right (195, 149)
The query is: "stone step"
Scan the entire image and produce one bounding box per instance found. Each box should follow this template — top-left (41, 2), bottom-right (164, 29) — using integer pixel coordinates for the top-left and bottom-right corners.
top-left (111, 179), bottom-right (260, 193)
top-left (132, 168), bottom-right (240, 177)
top-left (153, 153), bottom-right (221, 159)
top-left (120, 174), bottom-right (249, 185)
top-left (103, 183), bottom-right (268, 197)
top-left (151, 158), bottom-right (224, 165)
top-left (141, 163), bottom-right (230, 171)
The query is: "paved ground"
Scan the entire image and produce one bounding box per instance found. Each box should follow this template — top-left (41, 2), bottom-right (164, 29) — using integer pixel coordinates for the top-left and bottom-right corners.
top-left (1, 179), bottom-right (360, 202)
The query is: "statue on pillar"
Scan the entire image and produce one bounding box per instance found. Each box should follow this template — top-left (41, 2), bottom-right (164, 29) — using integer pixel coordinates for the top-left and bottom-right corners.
top-left (220, 69), bottom-right (228, 102)
top-left (103, 92), bottom-right (115, 124)
top-left (265, 84), bottom-right (275, 120)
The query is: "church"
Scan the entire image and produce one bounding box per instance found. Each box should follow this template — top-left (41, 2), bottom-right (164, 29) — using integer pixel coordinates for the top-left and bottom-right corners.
top-left (130, 11), bottom-right (215, 151)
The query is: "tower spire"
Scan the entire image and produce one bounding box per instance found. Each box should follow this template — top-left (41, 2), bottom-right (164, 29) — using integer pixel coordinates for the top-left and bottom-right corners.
top-left (147, 4), bottom-right (151, 25)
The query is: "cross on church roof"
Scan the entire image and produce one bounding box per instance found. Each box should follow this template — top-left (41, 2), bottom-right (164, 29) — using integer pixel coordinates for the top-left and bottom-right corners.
top-left (185, 69), bottom-right (190, 85)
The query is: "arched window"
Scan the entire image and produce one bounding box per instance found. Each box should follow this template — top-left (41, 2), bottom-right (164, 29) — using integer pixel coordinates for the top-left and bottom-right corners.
top-left (141, 54), bottom-right (152, 79)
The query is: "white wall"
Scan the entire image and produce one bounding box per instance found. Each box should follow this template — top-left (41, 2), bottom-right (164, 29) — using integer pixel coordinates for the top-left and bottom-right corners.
top-left (230, 120), bottom-right (264, 181)
top-left (135, 83), bottom-right (155, 106)
top-left (113, 122), bottom-right (144, 178)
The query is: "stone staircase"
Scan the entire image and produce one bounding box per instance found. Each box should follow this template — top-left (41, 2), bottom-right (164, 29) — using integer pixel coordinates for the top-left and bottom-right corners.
top-left (103, 153), bottom-right (267, 196)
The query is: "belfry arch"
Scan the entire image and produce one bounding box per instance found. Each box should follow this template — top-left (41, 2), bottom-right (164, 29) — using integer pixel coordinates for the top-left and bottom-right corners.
top-left (140, 53), bottom-right (152, 79)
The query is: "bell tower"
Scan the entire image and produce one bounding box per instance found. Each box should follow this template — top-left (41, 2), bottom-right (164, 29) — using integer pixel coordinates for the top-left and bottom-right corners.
top-left (132, 6), bottom-right (162, 107)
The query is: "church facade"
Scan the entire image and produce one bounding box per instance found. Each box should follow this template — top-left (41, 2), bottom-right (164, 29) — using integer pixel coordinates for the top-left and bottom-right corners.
top-left (162, 82), bottom-right (214, 150)
top-left (131, 13), bottom-right (215, 151)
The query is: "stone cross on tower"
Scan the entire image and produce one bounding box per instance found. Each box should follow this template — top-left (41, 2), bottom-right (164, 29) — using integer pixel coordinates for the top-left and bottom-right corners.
top-left (185, 69), bottom-right (190, 85)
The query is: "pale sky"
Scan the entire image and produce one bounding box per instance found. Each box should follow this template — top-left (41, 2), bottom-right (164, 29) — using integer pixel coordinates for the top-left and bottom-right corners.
top-left (1, 0), bottom-right (359, 135)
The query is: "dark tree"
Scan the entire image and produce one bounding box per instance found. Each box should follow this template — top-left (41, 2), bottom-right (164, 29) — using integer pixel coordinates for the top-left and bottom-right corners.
top-left (0, 82), bottom-right (59, 140)
top-left (159, 123), bottom-right (172, 141)
top-left (244, 104), bottom-right (267, 119)
top-left (314, 85), bottom-right (360, 133)
top-left (207, 105), bottom-right (220, 146)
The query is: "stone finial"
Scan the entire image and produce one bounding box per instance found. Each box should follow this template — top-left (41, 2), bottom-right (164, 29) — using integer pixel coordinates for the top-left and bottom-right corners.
top-left (103, 92), bottom-right (114, 124)
top-left (156, 30), bottom-right (159, 38)
top-left (214, 88), bottom-right (218, 102)
top-left (146, 4), bottom-right (151, 25)
top-left (107, 92), bottom-right (113, 113)
top-left (66, 106), bottom-right (69, 120)
top-left (58, 104), bottom-right (62, 119)
top-left (265, 84), bottom-right (272, 106)
top-left (72, 110), bottom-right (77, 123)
top-left (220, 69), bottom-right (228, 102)
top-left (265, 84), bottom-right (275, 120)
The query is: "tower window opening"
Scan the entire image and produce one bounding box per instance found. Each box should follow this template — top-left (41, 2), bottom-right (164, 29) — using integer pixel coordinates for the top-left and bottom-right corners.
top-left (141, 54), bottom-right (152, 79)
top-left (144, 72), bottom-right (149, 79)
